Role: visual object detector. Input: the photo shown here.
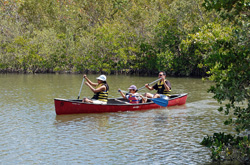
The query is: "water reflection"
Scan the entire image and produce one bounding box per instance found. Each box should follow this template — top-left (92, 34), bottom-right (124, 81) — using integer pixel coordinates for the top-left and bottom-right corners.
top-left (54, 104), bottom-right (187, 125)
top-left (168, 104), bottom-right (187, 109)
top-left (54, 113), bottom-right (111, 129)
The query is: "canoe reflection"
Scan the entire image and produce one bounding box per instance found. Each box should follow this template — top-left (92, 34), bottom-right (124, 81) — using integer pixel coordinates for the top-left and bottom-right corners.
top-left (54, 113), bottom-right (111, 130)
top-left (167, 104), bottom-right (187, 110)
top-left (54, 104), bottom-right (187, 125)
top-left (54, 104), bottom-right (188, 133)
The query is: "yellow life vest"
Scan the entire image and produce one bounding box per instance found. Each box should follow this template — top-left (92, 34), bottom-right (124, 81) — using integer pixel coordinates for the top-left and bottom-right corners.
top-left (157, 80), bottom-right (171, 96)
top-left (92, 83), bottom-right (109, 102)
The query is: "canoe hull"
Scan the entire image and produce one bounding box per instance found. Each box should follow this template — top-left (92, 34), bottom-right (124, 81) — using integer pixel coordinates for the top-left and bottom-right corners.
top-left (54, 93), bottom-right (188, 115)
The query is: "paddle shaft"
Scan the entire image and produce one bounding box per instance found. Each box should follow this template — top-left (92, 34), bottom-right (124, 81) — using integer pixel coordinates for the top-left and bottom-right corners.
top-left (77, 77), bottom-right (85, 99)
top-left (136, 78), bottom-right (162, 92)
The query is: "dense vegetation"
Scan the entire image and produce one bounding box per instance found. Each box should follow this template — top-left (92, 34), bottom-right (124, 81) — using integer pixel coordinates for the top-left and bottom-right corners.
top-left (198, 0), bottom-right (250, 163)
top-left (1, 0), bottom-right (250, 163)
top-left (1, 0), bottom-right (214, 76)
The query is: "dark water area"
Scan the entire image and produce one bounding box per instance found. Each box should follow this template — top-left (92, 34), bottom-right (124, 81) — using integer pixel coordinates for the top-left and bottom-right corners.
top-left (0, 74), bottom-right (235, 164)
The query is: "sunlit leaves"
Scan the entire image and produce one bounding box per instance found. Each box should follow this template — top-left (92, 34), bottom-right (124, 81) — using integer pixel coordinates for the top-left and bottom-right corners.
top-left (203, 0), bottom-right (250, 21)
top-left (0, 0), bottom-right (210, 75)
top-left (198, 0), bottom-right (250, 162)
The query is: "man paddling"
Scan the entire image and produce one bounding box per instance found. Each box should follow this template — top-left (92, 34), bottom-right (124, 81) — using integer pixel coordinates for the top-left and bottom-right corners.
top-left (144, 71), bottom-right (171, 100)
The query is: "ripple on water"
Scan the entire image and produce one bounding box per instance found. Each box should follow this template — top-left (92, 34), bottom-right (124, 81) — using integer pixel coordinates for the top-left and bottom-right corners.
top-left (1, 75), bottom-right (237, 164)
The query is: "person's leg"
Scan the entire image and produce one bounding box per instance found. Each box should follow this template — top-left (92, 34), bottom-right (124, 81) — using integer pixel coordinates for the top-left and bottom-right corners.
top-left (153, 94), bottom-right (161, 98)
top-left (143, 93), bottom-right (155, 102)
top-left (140, 96), bottom-right (147, 103)
top-left (92, 100), bottom-right (107, 104)
top-left (82, 98), bottom-right (93, 103)
top-left (144, 93), bottom-right (153, 98)
top-left (157, 94), bottom-right (168, 100)
top-left (159, 94), bottom-right (168, 100)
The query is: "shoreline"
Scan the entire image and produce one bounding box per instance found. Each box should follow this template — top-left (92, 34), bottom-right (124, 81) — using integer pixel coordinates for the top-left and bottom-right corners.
top-left (0, 70), bottom-right (204, 78)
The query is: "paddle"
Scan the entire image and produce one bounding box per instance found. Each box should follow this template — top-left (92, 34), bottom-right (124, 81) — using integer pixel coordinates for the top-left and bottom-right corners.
top-left (151, 98), bottom-right (169, 107)
top-left (136, 78), bottom-right (162, 92)
top-left (119, 78), bottom-right (161, 94)
top-left (77, 77), bottom-right (85, 99)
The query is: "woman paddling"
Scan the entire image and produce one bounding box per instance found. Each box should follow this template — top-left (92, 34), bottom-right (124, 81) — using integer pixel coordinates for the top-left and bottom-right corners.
top-left (82, 74), bottom-right (109, 104)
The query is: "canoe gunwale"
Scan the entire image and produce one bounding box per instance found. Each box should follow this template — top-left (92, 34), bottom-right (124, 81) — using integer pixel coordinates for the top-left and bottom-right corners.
top-left (54, 93), bottom-right (188, 106)
top-left (54, 97), bottom-right (153, 106)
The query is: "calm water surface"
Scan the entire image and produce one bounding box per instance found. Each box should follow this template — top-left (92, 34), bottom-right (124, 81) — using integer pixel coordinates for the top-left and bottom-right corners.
top-left (0, 74), bottom-right (235, 164)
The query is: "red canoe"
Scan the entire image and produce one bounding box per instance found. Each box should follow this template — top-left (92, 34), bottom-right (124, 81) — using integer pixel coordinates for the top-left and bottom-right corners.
top-left (54, 93), bottom-right (188, 115)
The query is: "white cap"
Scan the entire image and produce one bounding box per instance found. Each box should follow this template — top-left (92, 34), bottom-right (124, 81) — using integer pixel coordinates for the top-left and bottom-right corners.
top-left (96, 75), bottom-right (106, 81)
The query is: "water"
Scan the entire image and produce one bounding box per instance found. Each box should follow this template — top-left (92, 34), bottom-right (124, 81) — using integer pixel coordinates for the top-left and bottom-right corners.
top-left (0, 74), bottom-right (235, 164)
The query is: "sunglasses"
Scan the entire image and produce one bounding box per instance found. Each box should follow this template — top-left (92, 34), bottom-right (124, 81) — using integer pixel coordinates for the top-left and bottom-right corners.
top-left (158, 74), bottom-right (163, 76)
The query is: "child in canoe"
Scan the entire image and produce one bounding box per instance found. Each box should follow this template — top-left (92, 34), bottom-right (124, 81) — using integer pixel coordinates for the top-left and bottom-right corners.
top-left (118, 85), bottom-right (146, 104)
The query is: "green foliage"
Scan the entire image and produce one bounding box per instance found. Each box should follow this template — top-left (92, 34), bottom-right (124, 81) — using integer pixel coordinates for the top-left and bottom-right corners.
top-left (201, 132), bottom-right (250, 162)
top-left (153, 0), bottom-right (211, 76)
top-left (0, 0), bottom-right (211, 75)
top-left (196, 0), bottom-right (250, 163)
top-left (203, 0), bottom-right (250, 21)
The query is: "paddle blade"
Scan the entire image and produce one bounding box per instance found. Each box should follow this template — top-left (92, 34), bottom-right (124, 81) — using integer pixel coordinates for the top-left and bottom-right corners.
top-left (152, 98), bottom-right (169, 107)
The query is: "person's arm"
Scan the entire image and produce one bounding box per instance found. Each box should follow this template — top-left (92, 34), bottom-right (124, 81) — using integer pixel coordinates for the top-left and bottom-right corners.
top-left (85, 82), bottom-right (105, 93)
top-left (118, 89), bottom-right (126, 99)
top-left (139, 94), bottom-right (147, 103)
top-left (83, 74), bottom-right (98, 86)
top-left (145, 83), bottom-right (155, 90)
top-left (163, 81), bottom-right (171, 91)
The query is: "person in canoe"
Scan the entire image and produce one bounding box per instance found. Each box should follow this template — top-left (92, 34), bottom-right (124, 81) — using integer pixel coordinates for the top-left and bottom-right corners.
top-left (144, 71), bottom-right (171, 101)
top-left (82, 74), bottom-right (109, 104)
top-left (118, 85), bottom-right (146, 103)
